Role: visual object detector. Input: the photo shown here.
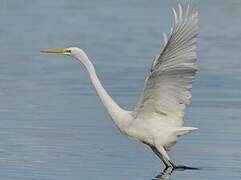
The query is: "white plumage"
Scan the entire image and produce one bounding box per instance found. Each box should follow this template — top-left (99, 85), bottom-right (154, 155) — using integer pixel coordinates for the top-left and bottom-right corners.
top-left (42, 3), bottom-right (199, 169)
top-left (133, 4), bottom-right (198, 126)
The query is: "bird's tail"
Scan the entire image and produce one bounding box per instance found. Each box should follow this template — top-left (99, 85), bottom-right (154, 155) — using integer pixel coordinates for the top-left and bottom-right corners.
top-left (174, 127), bottom-right (198, 137)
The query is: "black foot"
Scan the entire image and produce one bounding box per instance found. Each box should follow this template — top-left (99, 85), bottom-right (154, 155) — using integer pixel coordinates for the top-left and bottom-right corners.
top-left (152, 165), bottom-right (201, 180)
top-left (173, 165), bottom-right (200, 171)
top-left (167, 161), bottom-right (200, 171)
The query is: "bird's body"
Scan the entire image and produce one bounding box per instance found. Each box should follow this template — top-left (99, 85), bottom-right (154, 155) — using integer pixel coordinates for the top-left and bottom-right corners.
top-left (42, 3), bottom-right (198, 169)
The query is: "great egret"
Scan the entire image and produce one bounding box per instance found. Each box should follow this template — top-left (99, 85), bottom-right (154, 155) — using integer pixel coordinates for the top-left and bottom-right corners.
top-left (42, 4), bottom-right (198, 169)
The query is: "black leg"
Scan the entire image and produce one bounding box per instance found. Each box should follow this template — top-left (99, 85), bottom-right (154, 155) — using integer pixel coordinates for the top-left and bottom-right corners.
top-left (149, 145), bottom-right (173, 168)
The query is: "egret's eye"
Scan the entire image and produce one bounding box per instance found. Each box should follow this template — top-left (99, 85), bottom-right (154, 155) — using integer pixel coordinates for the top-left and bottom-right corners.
top-left (65, 50), bottom-right (71, 53)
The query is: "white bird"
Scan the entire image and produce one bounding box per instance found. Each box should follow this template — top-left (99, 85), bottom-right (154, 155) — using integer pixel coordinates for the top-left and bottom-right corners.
top-left (42, 4), bottom-right (198, 169)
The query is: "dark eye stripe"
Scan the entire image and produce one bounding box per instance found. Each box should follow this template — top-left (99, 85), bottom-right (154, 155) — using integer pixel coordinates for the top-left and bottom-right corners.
top-left (66, 50), bottom-right (71, 53)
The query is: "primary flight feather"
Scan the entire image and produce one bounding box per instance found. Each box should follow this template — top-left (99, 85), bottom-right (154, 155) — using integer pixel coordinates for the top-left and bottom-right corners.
top-left (133, 4), bottom-right (198, 126)
top-left (42, 3), bottom-right (199, 169)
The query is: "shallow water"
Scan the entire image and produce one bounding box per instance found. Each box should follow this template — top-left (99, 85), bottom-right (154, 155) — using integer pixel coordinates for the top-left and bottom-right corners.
top-left (0, 0), bottom-right (241, 179)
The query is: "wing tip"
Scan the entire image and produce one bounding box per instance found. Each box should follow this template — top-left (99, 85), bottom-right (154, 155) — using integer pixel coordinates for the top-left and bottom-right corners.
top-left (172, 2), bottom-right (198, 24)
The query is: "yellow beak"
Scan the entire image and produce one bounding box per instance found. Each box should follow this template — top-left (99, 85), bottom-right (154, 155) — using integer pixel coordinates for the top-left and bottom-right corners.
top-left (41, 49), bottom-right (66, 54)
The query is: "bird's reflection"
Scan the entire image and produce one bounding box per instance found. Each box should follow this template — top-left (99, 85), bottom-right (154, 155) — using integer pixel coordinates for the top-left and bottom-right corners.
top-left (152, 166), bottom-right (200, 180)
top-left (152, 167), bottom-right (173, 180)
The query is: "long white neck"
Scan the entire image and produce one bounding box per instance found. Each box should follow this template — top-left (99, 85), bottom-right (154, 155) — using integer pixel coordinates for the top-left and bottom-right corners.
top-left (74, 51), bottom-right (127, 127)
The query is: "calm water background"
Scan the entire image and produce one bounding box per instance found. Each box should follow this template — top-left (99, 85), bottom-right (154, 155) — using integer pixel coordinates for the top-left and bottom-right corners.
top-left (0, 0), bottom-right (240, 179)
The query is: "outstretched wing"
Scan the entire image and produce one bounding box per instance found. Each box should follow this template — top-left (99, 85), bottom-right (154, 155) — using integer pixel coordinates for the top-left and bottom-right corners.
top-left (132, 4), bottom-right (198, 126)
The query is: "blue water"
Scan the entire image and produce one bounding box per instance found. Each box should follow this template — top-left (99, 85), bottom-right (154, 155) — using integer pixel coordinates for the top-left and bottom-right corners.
top-left (0, 0), bottom-right (240, 179)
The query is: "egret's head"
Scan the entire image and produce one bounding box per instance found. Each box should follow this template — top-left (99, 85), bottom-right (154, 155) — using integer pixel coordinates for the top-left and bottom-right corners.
top-left (41, 47), bottom-right (90, 66)
top-left (41, 47), bottom-right (84, 57)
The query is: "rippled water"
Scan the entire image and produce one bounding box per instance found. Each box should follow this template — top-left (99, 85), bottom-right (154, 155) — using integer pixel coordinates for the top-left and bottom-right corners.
top-left (0, 0), bottom-right (241, 179)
